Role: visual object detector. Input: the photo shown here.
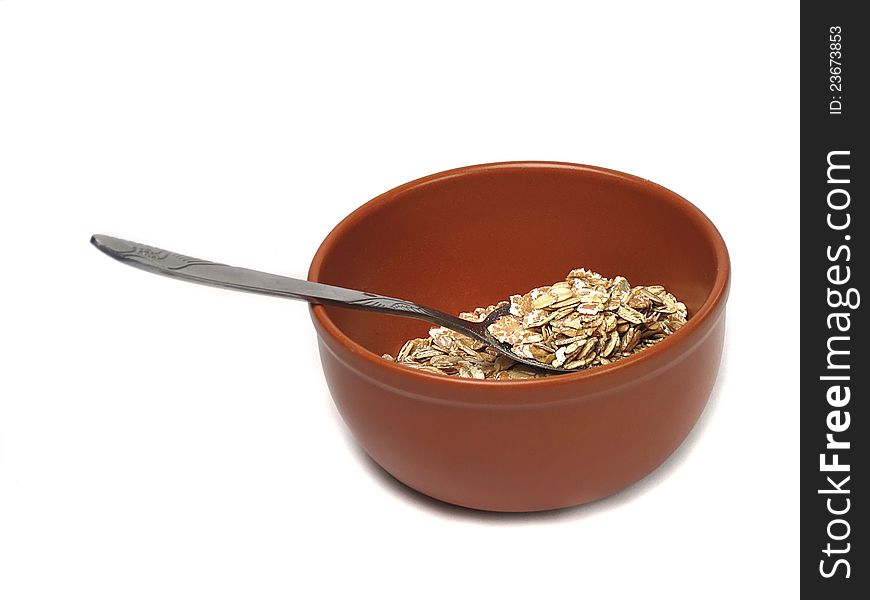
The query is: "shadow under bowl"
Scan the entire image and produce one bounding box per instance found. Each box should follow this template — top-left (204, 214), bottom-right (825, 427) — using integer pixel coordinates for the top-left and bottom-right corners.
top-left (308, 161), bottom-right (730, 512)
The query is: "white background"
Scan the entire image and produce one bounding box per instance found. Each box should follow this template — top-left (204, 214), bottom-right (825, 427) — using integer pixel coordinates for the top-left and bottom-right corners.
top-left (0, 1), bottom-right (799, 598)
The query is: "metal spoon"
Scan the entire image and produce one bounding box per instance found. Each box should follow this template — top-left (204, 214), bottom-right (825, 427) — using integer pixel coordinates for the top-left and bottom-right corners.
top-left (91, 235), bottom-right (570, 373)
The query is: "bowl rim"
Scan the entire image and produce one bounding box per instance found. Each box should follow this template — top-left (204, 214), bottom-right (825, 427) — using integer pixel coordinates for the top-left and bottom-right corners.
top-left (308, 161), bottom-right (730, 390)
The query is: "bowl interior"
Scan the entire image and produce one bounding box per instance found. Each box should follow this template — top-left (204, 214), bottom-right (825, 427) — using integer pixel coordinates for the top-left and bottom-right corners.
top-left (313, 164), bottom-right (723, 359)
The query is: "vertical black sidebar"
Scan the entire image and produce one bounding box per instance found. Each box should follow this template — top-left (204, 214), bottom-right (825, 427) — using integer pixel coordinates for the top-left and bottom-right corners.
top-left (801, 2), bottom-right (867, 596)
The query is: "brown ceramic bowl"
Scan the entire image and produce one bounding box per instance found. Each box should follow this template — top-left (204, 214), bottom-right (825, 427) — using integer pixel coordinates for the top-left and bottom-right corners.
top-left (308, 162), bottom-right (729, 512)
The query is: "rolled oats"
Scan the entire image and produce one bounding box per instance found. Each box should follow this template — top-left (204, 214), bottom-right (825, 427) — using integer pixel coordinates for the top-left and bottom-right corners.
top-left (382, 267), bottom-right (688, 379)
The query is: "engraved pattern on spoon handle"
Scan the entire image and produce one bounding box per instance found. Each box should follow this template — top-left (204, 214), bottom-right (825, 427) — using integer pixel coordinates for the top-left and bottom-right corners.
top-left (342, 295), bottom-right (490, 343)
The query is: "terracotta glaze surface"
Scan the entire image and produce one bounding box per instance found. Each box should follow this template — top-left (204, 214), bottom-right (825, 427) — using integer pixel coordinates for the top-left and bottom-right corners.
top-left (308, 162), bottom-right (730, 512)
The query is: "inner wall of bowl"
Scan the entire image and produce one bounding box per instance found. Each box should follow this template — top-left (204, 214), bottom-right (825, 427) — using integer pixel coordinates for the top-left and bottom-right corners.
top-left (316, 166), bottom-right (721, 358)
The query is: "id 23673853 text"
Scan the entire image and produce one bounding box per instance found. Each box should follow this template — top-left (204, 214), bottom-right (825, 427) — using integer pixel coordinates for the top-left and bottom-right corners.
top-left (829, 26), bottom-right (844, 115)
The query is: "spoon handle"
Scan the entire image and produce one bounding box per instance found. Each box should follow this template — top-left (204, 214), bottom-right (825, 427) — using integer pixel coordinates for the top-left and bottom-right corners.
top-left (90, 234), bottom-right (466, 326)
